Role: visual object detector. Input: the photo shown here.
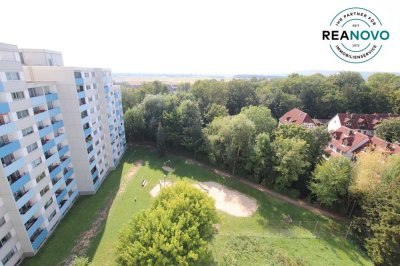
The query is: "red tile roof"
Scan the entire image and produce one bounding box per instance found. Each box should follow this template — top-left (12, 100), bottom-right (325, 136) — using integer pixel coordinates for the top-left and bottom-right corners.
top-left (367, 136), bottom-right (400, 155)
top-left (336, 113), bottom-right (398, 131)
top-left (329, 126), bottom-right (370, 153)
top-left (279, 108), bottom-right (315, 126)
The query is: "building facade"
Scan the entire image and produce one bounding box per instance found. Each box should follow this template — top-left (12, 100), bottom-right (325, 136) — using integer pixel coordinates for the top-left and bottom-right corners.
top-left (0, 42), bottom-right (125, 265)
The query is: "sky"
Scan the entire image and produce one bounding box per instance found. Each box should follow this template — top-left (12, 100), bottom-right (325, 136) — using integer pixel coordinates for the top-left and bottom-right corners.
top-left (1, 0), bottom-right (399, 75)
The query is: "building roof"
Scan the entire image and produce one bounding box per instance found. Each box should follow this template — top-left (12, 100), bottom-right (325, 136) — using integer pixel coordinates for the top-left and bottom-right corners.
top-left (329, 126), bottom-right (370, 153)
top-left (367, 136), bottom-right (400, 155)
top-left (279, 108), bottom-right (315, 126)
top-left (336, 113), bottom-right (398, 131)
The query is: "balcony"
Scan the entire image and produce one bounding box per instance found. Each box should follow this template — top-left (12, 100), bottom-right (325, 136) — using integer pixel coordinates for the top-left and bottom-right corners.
top-left (58, 146), bottom-right (68, 158)
top-left (75, 77), bottom-right (84, 86)
top-left (0, 102), bottom-right (10, 114)
top-left (38, 125), bottom-right (52, 138)
top-left (10, 172), bottom-right (30, 193)
top-left (60, 157), bottom-right (71, 170)
top-left (56, 189), bottom-right (67, 204)
top-left (25, 216), bottom-right (44, 237)
top-left (45, 152), bottom-right (59, 166)
top-left (84, 127), bottom-right (91, 138)
top-left (48, 163), bottom-right (61, 179)
top-left (52, 176), bottom-right (64, 191)
top-left (52, 120), bottom-right (64, 131)
top-left (66, 178), bottom-right (76, 192)
top-left (30, 95), bottom-right (46, 107)
top-left (0, 120), bottom-right (16, 135)
top-left (42, 139), bottom-right (55, 153)
top-left (16, 189), bottom-right (35, 209)
top-left (91, 169), bottom-right (98, 180)
top-left (0, 140), bottom-right (20, 158)
top-left (20, 202), bottom-right (39, 224)
top-left (54, 133), bottom-right (64, 144)
top-left (34, 110), bottom-right (50, 122)
top-left (48, 107), bottom-right (60, 118)
top-left (45, 93), bottom-right (58, 102)
top-left (3, 157), bottom-right (24, 176)
top-left (31, 228), bottom-right (48, 250)
top-left (63, 167), bottom-right (74, 180)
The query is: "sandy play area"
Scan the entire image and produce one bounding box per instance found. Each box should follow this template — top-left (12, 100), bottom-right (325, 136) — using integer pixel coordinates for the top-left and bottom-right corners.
top-left (194, 182), bottom-right (258, 217)
top-left (150, 180), bottom-right (173, 197)
top-left (150, 181), bottom-right (258, 217)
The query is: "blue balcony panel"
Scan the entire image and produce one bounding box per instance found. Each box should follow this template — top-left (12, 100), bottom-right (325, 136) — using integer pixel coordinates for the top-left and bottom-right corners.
top-left (66, 179), bottom-right (76, 192)
top-left (59, 199), bottom-right (71, 215)
top-left (70, 190), bottom-right (78, 202)
top-left (77, 90), bottom-right (86, 99)
top-left (60, 157), bottom-right (71, 170)
top-left (86, 140), bottom-right (93, 148)
top-left (91, 170), bottom-right (98, 180)
top-left (0, 102), bottom-right (10, 114)
top-left (49, 164), bottom-right (62, 179)
top-left (0, 82), bottom-right (3, 92)
top-left (52, 177), bottom-right (65, 192)
top-left (45, 152), bottom-right (59, 167)
top-left (54, 134), bottom-right (64, 145)
top-left (52, 121), bottom-right (64, 132)
top-left (81, 115), bottom-right (89, 125)
top-left (32, 229), bottom-right (48, 251)
top-left (79, 104), bottom-right (88, 112)
top-left (45, 93), bottom-right (58, 102)
top-left (48, 107), bottom-right (60, 118)
top-left (16, 189), bottom-right (35, 209)
top-left (21, 203), bottom-right (39, 224)
top-left (10, 173), bottom-right (30, 193)
top-left (42, 139), bottom-right (55, 153)
top-left (87, 149), bottom-right (95, 159)
top-left (58, 146), bottom-right (69, 158)
top-left (27, 216), bottom-right (44, 237)
top-left (89, 159), bottom-right (96, 170)
top-left (38, 125), bottom-right (53, 138)
top-left (75, 78), bottom-right (84, 86)
top-left (56, 189), bottom-right (67, 204)
top-left (0, 140), bottom-right (20, 158)
top-left (84, 128), bottom-right (91, 137)
top-left (94, 178), bottom-right (101, 190)
top-left (30, 96), bottom-right (46, 107)
top-left (34, 111), bottom-right (50, 122)
top-left (0, 121), bottom-right (16, 135)
top-left (63, 168), bottom-right (74, 180)
top-left (4, 157), bottom-right (25, 176)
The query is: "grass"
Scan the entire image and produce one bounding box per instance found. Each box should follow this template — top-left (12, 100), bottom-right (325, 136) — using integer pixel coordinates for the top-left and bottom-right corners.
top-left (23, 146), bottom-right (372, 266)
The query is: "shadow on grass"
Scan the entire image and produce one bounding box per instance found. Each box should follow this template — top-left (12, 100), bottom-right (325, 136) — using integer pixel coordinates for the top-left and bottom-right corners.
top-left (22, 149), bottom-right (136, 266)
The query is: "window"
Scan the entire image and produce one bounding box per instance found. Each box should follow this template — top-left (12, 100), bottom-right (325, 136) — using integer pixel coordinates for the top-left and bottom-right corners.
top-left (0, 232), bottom-right (11, 249)
top-left (36, 172), bottom-right (46, 183)
top-left (84, 72), bottom-right (90, 78)
top-left (93, 84), bottom-right (98, 89)
top-left (48, 210), bottom-right (56, 222)
top-left (17, 109), bottom-right (29, 119)
top-left (85, 85), bottom-right (91, 90)
top-left (26, 142), bottom-right (38, 153)
top-left (44, 198), bottom-right (53, 209)
top-left (6, 72), bottom-right (20, 80)
top-left (88, 96), bottom-right (93, 102)
top-left (31, 157), bottom-right (42, 169)
top-left (74, 72), bottom-right (82, 79)
top-left (40, 185), bottom-right (49, 197)
top-left (1, 245), bottom-right (17, 265)
top-left (11, 91), bottom-right (25, 100)
top-left (22, 126), bottom-right (34, 136)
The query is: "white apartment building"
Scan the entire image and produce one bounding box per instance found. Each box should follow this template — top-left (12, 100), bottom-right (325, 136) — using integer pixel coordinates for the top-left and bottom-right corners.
top-left (0, 42), bottom-right (126, 265)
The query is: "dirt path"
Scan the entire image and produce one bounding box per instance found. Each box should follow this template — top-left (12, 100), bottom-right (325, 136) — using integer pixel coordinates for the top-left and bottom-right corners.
top-left (60, 160), bottom-right (143, 266)
top-left (185, 158), bottom-right (348, 222)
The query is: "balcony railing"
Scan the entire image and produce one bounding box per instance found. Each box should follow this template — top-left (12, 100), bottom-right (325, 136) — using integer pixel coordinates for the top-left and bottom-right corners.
top-left (14, 189), bottom-right (28, 201)
top-left (25, 216), bottom-right (38, 231)
top-left (20, 202), bottom-right (34, 215)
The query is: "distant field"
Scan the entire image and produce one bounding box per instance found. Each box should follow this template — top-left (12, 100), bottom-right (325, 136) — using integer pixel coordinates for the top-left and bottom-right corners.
top-left (24, 147), bottom-right (372, 266)
top-left (113, 75), bottom-right (231, 86)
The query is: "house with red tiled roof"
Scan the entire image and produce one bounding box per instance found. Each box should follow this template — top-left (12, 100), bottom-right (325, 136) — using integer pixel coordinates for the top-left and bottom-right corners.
top-left (279, 108), bottom-right (316, 128)
top-left (367, 136), bottom-right (400, 155)
top-left (327, 113), bottom-right (398, 136)
top-left (325, 126), bottom-right (370, 158)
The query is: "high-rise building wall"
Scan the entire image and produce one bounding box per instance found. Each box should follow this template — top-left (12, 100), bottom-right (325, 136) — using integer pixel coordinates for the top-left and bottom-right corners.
top-left (0, 42), bottom-right (79, 265)
top-left (0, 42), bottom-right (126, 265)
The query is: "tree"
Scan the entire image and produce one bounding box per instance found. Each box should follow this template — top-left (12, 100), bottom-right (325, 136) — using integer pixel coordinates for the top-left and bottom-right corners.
top-left (204, 114), bottom-right (256, 175)
top-left (156, 122), bottom-right (166, 156)
top-left (116, 182), bottom-right (218, 266)
top-left (256, 86), bottom-right (302, 118)
top-left (178, 100), bottom-right (203, 157)
top-left (226, 80), bottom-right (258, 115)
top-left (203, 103), bottom-right (228, 125)
top-left (143, 94), bottom-right (164, 140)
top-left (272, 137), bottom-right (310, 189)
top-left (382, 154), bottom-right (400, 184)
top-left (352, 177), bottom-right (400, 266)
top-left (123, 105), bottom-right (145, 142)
top-left (309, 157), bottom-right (352, 207)
top-left (251, 133), bottom-right (273, 184)
top-left (240, 106), bottom-right (277, 134)
top-left (375, 118), bottom-right (400, 143)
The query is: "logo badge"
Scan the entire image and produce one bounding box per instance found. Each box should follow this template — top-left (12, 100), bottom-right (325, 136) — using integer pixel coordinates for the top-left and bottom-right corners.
top-left (323, 7), bottom-right (389, 63)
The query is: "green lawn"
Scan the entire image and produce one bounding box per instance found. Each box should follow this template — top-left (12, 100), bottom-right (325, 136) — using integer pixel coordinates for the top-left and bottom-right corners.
top-left (24, 147), bottom-right (372, 266)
